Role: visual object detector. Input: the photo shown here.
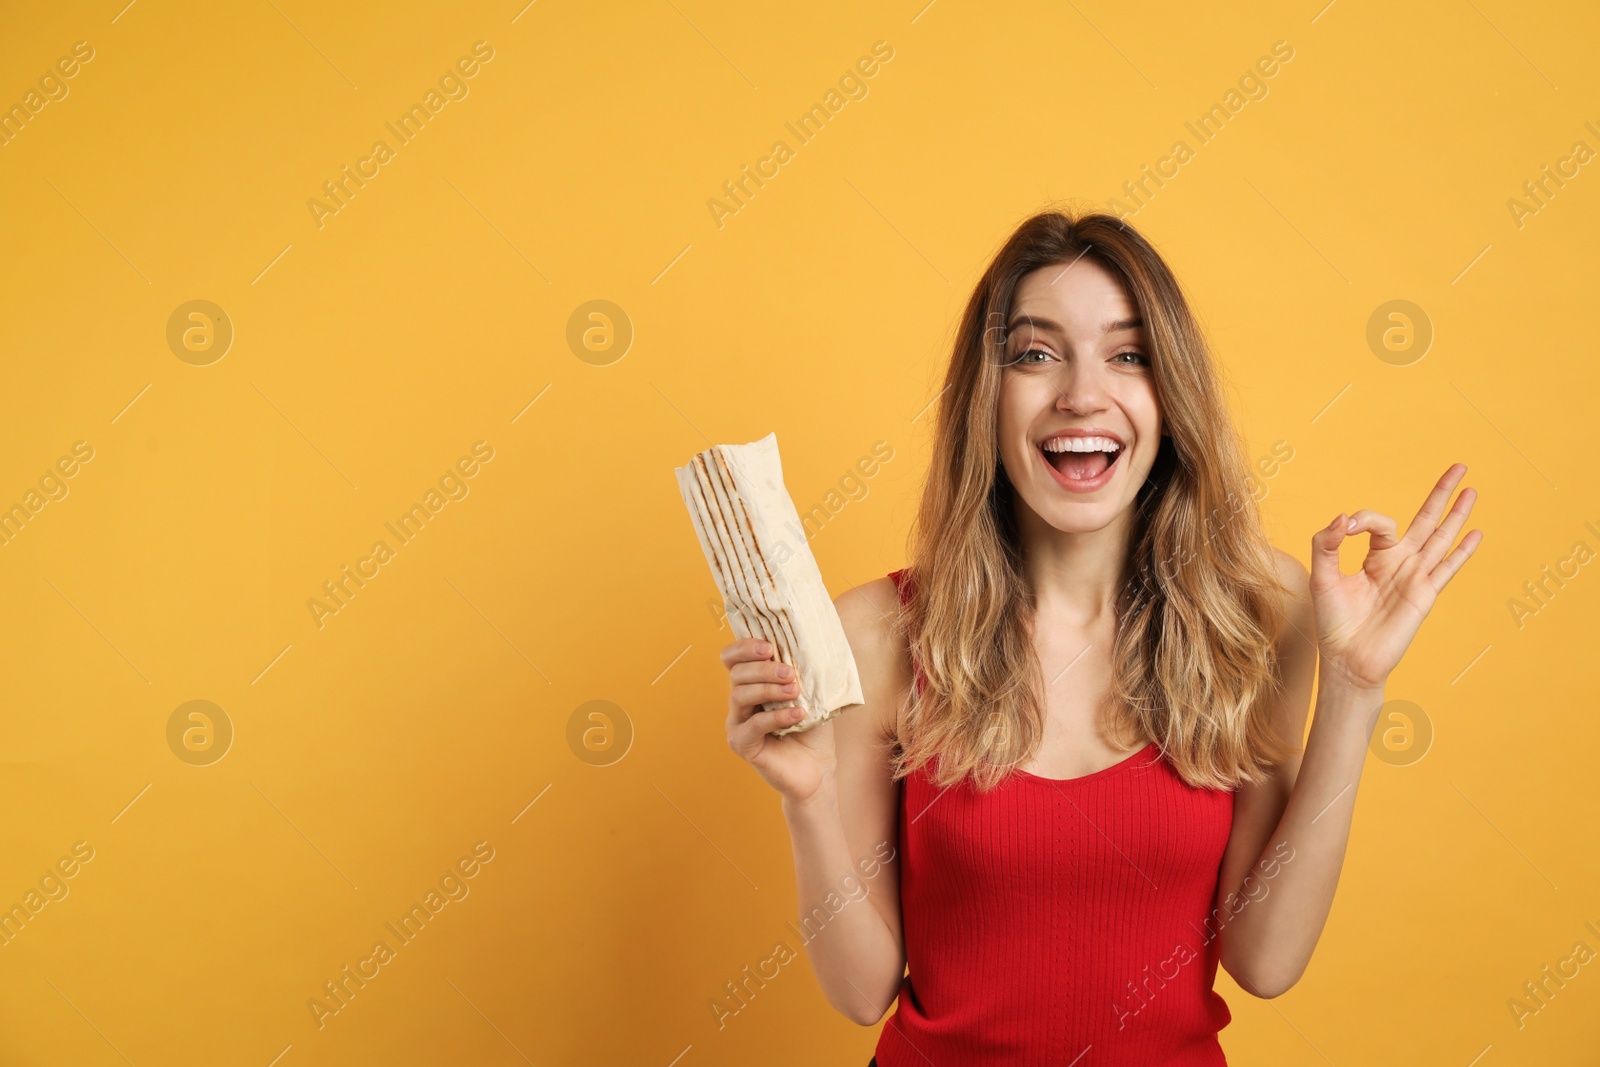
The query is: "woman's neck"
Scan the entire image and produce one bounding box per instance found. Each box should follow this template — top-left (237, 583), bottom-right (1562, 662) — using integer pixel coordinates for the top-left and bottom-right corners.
top-left (1015, 502), bottom-right (1135, 627)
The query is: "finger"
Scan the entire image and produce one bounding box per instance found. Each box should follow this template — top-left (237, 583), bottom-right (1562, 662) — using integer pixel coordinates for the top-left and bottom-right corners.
top-left (1428, 527), bottom-right (1483, 591)
top-left (729, 658), bottom-right (796, 686)
top-left (720, 637), bottom-right (775, 668)
top-left (729, 680), bottom-right (802, 717)
top-left (1400, 463), bottom-right (1467, 549)
top-left (1418, 487), bottom-right (1476, 570)
top-left (728, 705), bottom-right (808, 759)
top-left (1309, 512), bottom-right (1349, 593)
top-left (724, 689), bottom-right (774, 736)
top-left (1347, 510), bottom-right (1400, 551)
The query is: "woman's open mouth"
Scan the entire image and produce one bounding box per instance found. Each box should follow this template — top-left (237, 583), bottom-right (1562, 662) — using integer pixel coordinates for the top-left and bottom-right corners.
top-left (1038, 434), bottom-right (1124, 493)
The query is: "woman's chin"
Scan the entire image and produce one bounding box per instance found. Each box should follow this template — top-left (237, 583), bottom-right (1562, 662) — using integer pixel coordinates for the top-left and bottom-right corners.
top-left (1017, 492), bottom-right (1128, 536)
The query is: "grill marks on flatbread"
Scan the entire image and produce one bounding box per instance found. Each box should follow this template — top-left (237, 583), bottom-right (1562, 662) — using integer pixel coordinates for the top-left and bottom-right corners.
top-left (707, 448), bottom-right (802, 670)
top-left (689, 450), bottom-right (801, 688)
top-left (674, 433), bottom-right (863, 735)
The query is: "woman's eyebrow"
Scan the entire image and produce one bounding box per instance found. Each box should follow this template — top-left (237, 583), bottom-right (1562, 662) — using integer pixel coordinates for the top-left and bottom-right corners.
top-left (1004, 314), bottom-right (1145, 334)
top-left (1006, 313), bottom-right (1064, 334)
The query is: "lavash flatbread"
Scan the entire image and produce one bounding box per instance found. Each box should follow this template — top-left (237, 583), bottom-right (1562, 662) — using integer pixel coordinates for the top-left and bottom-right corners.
top-left (674, 433), bottom-right (863, 735)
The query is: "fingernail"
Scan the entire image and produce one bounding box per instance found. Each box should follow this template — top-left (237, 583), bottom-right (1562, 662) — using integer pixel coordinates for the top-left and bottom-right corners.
top-left (1346, 517), bottom-right (1359, 533)
top-left (777, 664), bottom-right (793, 680)
top-left (789, 707), bottom-right (805, 720)
top-left (1328, 513), bottom-right (1343, 532)
top-left (783, 681), bottom-right (798, 692)
top-left (756, 641), bottom-right (771, 655)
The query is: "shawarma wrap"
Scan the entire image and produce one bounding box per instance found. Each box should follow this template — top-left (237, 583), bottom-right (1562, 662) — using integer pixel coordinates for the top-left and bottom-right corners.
top-left (675, 433), bottom-right (863, 735)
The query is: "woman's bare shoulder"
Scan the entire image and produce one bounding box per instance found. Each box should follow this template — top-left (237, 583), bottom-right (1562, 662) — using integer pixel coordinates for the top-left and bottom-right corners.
top-left (1268, 547), bottom-right (1313, 613)
top-left (1268, 545), bottom-right (1317, 664)
top-left (832, 577), bottom-right (912, 741)
top-left (1269, 544), bottom-right (1310, 587)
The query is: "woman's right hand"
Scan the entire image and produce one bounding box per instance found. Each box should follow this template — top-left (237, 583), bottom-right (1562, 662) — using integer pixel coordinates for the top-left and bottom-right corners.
top-left (721, 637), bottom-right (837, 805)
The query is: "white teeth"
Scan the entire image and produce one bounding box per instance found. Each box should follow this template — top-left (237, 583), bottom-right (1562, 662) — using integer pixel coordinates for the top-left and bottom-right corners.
top-left (1041, 436), bottom-right (1122, 454)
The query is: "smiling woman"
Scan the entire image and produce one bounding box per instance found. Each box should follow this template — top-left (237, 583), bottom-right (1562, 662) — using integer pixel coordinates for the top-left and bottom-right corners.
top-left (903, 216), bottom-right (1292, 794)
top-left (715, 208), bottom-right (1482, 1066)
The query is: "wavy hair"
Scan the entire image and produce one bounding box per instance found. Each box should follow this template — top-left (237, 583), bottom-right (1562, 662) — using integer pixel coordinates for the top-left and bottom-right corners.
top-left (891, 209), bottom-right (1292, 793)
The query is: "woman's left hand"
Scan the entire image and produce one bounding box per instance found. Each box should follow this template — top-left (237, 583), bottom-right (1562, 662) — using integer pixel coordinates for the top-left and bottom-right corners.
top-left (1308, 462), bottom-right (1483, 692)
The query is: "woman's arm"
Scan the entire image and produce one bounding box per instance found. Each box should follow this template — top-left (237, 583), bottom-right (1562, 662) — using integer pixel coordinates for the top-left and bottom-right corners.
top-left (1218, 464), bottom-right (1481, 997)
top-left (721, 576), bottom-right (908, 1024)
top-left (1212, 548), bottom-right (1319, 997)
top-left (1215, 592), bottom-right (1384, 997)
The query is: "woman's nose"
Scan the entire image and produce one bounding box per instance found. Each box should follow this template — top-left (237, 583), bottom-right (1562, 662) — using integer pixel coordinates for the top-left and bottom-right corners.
top-left (1053, 360), bottom-right (1108, 413)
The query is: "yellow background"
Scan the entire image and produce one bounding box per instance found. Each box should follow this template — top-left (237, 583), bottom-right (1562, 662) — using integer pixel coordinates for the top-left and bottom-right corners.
top-left (1, 0), bottom-right (1597, 1064)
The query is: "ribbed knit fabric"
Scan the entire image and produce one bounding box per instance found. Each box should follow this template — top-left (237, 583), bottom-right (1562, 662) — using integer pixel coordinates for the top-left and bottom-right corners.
top-left (874, 567), bottom-right (1236, 1066)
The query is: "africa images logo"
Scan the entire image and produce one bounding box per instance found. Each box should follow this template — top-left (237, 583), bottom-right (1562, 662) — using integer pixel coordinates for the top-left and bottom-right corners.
top-left (306, 441), bottom-right (494, 629)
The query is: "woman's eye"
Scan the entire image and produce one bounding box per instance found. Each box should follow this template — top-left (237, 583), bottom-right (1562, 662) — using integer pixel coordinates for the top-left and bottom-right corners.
top-left (1113, 350), bottom-right (1148, 365)
top-left (1012, 348), bottom-right (1053, 365)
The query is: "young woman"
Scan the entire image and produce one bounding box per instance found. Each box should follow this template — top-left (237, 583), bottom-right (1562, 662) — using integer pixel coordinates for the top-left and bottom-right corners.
top-left (719, 211), bottom-right (1480, 1065)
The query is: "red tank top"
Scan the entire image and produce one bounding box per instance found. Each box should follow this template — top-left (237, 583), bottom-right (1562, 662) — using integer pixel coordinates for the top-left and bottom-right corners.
top-left (874, 568), bottom-right (1237, 1066)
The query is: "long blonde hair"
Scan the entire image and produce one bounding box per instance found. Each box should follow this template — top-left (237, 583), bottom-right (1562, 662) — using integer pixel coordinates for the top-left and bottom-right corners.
top-left (892, 209), bottom-right (1292, 792)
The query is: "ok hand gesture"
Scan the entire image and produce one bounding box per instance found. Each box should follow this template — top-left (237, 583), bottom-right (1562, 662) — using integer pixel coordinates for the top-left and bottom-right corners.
top-left (1309, 463), bottom-right (1483, 691)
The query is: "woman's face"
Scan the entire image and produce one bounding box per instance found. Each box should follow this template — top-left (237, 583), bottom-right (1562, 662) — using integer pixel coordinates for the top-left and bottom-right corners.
top-left (995, 259), bottom-right (1163, 535)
